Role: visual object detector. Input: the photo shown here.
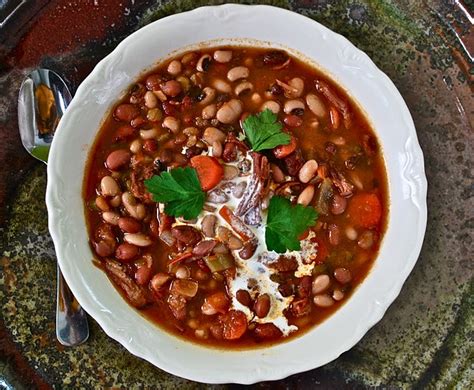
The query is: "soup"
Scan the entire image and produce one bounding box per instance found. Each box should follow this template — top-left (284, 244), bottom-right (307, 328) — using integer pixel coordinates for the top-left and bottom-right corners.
top-left (83, 47), bottom-right (388, 348)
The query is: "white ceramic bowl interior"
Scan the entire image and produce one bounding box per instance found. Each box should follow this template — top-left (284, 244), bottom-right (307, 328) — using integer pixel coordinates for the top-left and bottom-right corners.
top-left (46, 4), bottom-right (427, 384)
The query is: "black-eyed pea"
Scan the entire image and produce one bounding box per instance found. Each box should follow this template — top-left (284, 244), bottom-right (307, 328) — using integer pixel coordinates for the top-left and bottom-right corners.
top-left (163, 116), bottom-right (180, 134)
top-left (167, 60), bottom-right (182, 76)
top-left (261, 100), bottom-right (280, 114)
top-left (213, 50), bottom-right (232, 63)
top-left (227, 66), bottom-right (249, 82)
top-left (216, 99), bottom-right (243, 124)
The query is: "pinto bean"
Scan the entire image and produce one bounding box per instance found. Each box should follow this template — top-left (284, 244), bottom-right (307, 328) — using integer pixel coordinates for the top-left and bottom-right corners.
top-left (203, 127), bottom-right (226, 144)
top-left (236, 289), bottom-right (252, 307)
top-left (334, 267), bottom-right (352, 284)
top-left (201, 214), bottom-right (217, 238)
top-left (213, 50), bottom-right (233, 63)
top-left (333, 289), bottom-right (345, 301)
top-left (171, 226), bottom-right (201, 246)
top-left (331, 194), bottom-right (347, 215)
top-left (102, 211), bottom-right (120, 225)
top-left (161, 80), bottom-right (182, 97)
top-left (100, 175), bottom-right (120, 197)
top-left (239, 239), bottom-right (257, 260)
top-left (298, 159), bottom-right (318, 183)
top-left (118, 217), bottom-right (141, 233)
top-left (124, 233), bottom-right (152, 247)
top-left (216, 99), bottom-right (243, 124)
top-left (115, 243), bottom-right (140, 262)
top-left (288, 77), bottom-right (304, 97)
top-left (227, 66), bottom-right (249, 82)
top-left (313, 294), bottom-right (334, 307)
top-left (192, 240), bottom-right (217, 257)
top-left (167, 60), bottom-right (182, 75)
top-left (297, 184), bottom-right (315, 206)
top-left (106, 150), bottom-right (131, 171)
top-left (306, 93), bottom-right (326, 117)
top-left (254, 294), bottom-right (271, 318)
top-left (312, 274), bottom-right (330, 294)
top-left (114, 104), bottom-right (140, 122)
top-left (122, 192), bottom-right (146, 220)
top-left (93, 240), bottom-right (115, 257)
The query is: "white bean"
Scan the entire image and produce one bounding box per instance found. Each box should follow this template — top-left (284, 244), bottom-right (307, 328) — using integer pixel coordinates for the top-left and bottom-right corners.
top-left (203, 127), bottom-right (226, 144)
top-left (212, 79), bottom-right (231, 93)
top-left (122, 192), bottom-right (146, 220)
top-left (227, 66), bottom-right (249, 82)
top-left (333, 289), bottom-right (345, 301)
top-left (144, 91), bottom-right (158, 108)
top-left (216, 99), bottom-right (243, 124)
top-left (313, 294), bottom-right (334, 307)
top-left (100, 176), bottom-right (120, 197)
top-left (298, 160), bottom-right (318, 183)
top-left (167, 60), bottom-right (182, 76)
top-left (129, 139), bottom-right (142, 154)
top-left (124, 233), bottom-right (152, 247)
top-left (261, 100), bottom-right (280, 114)
top-left (345, 226), bottom-right (358, 240)
top-left (213, 50), bottom-right (232, 63)
top-left (284, 99), bottom-right (305, 114)
top-left (297, 185), bottom-right (315, 206)
top-left (139, 128), bottom-right (158, 140)
top-left (312, 274), bottom-right (330, 295)
top-left (102, 211), bottom-right (120, 225)
top-left (306, 93), bottom-right (326, 118)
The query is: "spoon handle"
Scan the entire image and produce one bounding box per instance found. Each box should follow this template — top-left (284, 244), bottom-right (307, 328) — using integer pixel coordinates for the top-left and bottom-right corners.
top-left (56, 264), bottom-right (89, 346)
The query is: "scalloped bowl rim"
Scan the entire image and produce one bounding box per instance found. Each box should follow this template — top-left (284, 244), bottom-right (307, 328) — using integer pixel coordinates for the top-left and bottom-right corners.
top-left (45, 4), bottom-right (427, 384)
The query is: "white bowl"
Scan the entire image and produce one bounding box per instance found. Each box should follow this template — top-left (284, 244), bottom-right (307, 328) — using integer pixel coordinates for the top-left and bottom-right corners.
top-left (46, 4), bottom-right (427, 384)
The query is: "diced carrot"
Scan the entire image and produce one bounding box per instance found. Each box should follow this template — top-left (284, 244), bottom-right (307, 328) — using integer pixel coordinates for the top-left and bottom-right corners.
top-left (273, 136), bottom-right (297, 159)
top-left (219, 206), bottom-right (254, 241)
top-left (347, 193), bottom-right (382, 228)
top-left (190, 155), bottom-right (224, 191)
top-left (205, 292), bottom-right (230, 314)
top-left (222, 310), bottom-right (248, 340)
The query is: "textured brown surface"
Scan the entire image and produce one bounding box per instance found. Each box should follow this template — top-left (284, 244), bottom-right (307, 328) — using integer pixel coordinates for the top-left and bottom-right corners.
top-left (0, 1), bottom-right (472, 388)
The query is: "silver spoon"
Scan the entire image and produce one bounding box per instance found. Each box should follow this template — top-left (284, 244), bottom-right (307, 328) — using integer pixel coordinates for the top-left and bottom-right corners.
top-left (18, 69), bottom-right (89, 346)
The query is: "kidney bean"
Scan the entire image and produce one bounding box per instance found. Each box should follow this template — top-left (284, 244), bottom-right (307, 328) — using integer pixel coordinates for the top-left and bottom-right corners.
top-left (192, 240), bottom-right (217, 257)
top-left (312, 274), bottom-right (330, 295)
top-left (331, 194), bottom-right (347, 215)
top-left (254, 323), bottom-right (283, 339)
top-left (150, 273), bottom-right (171, 292)
top-left (106, 149), bottom-right (131, 171)
top-left (239, 239), bottom-right (257, 259)
top-left (222, 142), bottom-right (237, 162)
top-left (93, 240), bottom-right (115, 257)
top-left (334, 267), bottom-right (352, 284)
top-left (254, 294), bottom-right (271, 318)
top-left (114, 125), bottom-right (135, 142)
top-left (131, 116), bottom-right (146, 128)
top-left (171, 226), bottom-right (202, 246)
top-left (161, 80), bottom-right (182, 97)
top-left (135, 264), bottom-right (153, 286)
top-left (236, 289), bottom-right (252, 307)
top-left (145, 74), bottom-right (162, 90)
top-left (143, 139), bottom-right (158, 152)
top-left (284, 114), bottom-right (303, 127)
top-left (118, 217), bottom-right (141, 233)
top-left (115, 243), bottom-right (140, 262)
top-left (114, 104), bottom-right (140, 122)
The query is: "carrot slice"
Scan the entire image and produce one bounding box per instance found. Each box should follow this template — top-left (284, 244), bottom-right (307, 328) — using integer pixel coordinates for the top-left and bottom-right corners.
top-left (190, 155), bottom-right (224, 191)
top-left (273, 136), bottom-right (297, 159)
top-left (347, 193), bottom-right (382, 228)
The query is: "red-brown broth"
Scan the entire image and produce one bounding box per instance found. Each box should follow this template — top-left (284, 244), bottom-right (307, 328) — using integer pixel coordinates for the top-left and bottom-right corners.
top-left (84, 46), bottom-right (388, 348)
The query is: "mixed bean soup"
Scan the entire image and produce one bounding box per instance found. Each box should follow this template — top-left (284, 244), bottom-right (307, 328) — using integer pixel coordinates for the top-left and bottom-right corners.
top-left (84, 47), bottom-right (388, 348)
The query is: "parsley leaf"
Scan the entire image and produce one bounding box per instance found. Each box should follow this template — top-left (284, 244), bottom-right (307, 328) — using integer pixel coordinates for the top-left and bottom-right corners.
top-left (144, 167), bottom-right (205, 219)
top-left (265, 196), bottom-right (318, 253)
top-left (242, 109), bottom-right (291, 152)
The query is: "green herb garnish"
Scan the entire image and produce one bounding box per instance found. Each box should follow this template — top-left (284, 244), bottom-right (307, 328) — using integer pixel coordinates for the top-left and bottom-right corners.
top-left (144, 167), bottom-right (205, 219)
top-left (242, 109), bottom-right (291, 152)
top-left (265, 196), bottom-right (318, 253)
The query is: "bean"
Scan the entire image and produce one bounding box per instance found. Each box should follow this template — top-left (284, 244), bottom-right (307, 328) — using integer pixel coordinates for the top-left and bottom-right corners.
top-left (239, 240), bottom-right (257, 260)
top-left (271, 163), bottom-right (285, 183)
top-left (102, 211), bottom-right (120, 225)
top-left (213, 242), bottom-right (229, 254)
top-left (93, 240), bottom-right (115, 257)
top-left (145, 74), bottom-right (161, 91)
top-left (201, 214), bottom-right (217, 238)
top-left (129, 139), bottom-right (142, 154)
top-left (118, 217), bottom-right (141, 233)
top-left (163, 116), bottom-right (180, 133)
top-left (95, 196), bottom-right (109, 211)
top-left (161, 80), bottom-right (182, 97)
top-left (331, 194), bottom-right (347, 215)
top-left (298, 159), bottom-right (318, 183)
top-left (139, 128), bottom-right (158, 140)
top-left (106, 150), bottom-right (130, 171)
top-left (236, 289), bottom-right (252, 307)
top-left (235, 81), bottom-right (253, 96)
top-left (251, 93), bottom-right (262, 104)
top-left (297, 184), bottom-right (315, 206)
top-left (115, 243), bottom-right (140, 262)
top-left (312, 274), bottom-right (331, 295)
top-left (203, 127), bottom-right (226, 144)
top-left (192, 240), bottom-right (217, 257)
top-left (199, 87), bottom-right (216, 105)
top-left (334, 267), bottom-right (352, 284)
top-left (167, 59), bottom-right (182, 76)
top-left (175, 266), bottom-right (191, 279)
top-left (195, 328), bottom-right (209, 339)
top-left (124, 233), bottom-right (152, 247)
top-left (109, 195), bottom-right (121, 207)
top-left (284, 115), bottom-right (303, 127)
top-left (212, 79), bottom-right (232, 93)
top-left (345, 226), bottom-right (358, 240)
top-left (213, 50), bottom-right (232, 63)
top-left (288, 77), bottom-right (304, 97)
top-left (216, 99), bottom-right (243, 124)
top-left (135, 263), bottom-right (152, 286)
top-left (328, 224), bottom-right (340, 246)
top-left (202, 104), bottom-right (217, 119)
top-left (196, 54), bottom-right (212, 72)
top-left (217, 226), bottom-right (232, 242)
top-left (201, 301), bottom-right (218, 316)
top-left (333, 289), bottom-right (344, 301)
top-left (254, 294), bottom-right (271, 318)
top-left (150, 273), bottom-right (171, 292)
top-left (122, 192), bottom-right (146, 220)
top-left (254, 323), bottom-right (283, 339)
top-left (223, 165), bottom-right (239, 180)
top-left (144, 91), bottom-right (158, 108)
top-left (284, 99), bottom-right (305, 114)
top-left (130, 116), bottom-right (146, 128)
top-left (100, 175), bottom-right (120, 197)
top-left (227, 66), bottom-right (249, 82)
top-left (313, 294), bottom-right (334, 307)
top-left (181, 52), bottom-right (197, 65)
top-left (358, 230), bottom-right (375, 249)
top-left (261, 100), bottom-right (280, 114)
top-left (212, 141), bottom-right (223, 158)
top-left (306, 93), bottom-right (326, 117)
top-left (171, 226), bottom-right (202, 245)
top-left (228, 235), bottom-right (243, 250)
top-left (114, 104), bottom-right (140, 122)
